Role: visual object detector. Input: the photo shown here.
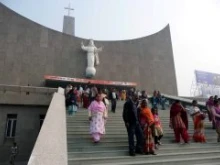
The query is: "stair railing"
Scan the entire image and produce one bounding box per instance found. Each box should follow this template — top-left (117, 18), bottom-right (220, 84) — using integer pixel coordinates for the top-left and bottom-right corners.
top-left (27, 87), bottom-right (68, 165)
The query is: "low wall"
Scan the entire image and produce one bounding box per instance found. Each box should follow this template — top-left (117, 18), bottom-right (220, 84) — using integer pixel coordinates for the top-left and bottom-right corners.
top-left (27, 87), bottom-right (67, 165)
top-left (0, 84), bottom-right (57, 105)
top-left (181, 96), bottom-right (207, 103)
top-left (163, 94), bottom-right (207, 112)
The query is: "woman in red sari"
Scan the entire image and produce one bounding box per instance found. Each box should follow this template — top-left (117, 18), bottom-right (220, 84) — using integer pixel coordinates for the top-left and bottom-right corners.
top-left (170, 100), bottom-right (189, 143)
top-left (139, 100), bottom-right (156, 155)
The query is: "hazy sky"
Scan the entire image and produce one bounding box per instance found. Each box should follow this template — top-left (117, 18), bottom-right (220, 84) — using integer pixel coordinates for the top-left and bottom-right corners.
top-left (1, 0), bottom-right (220, 96)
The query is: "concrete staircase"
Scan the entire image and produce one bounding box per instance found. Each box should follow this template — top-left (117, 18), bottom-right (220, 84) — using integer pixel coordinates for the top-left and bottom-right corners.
top-left (67, 101), bottom-right (220, 165)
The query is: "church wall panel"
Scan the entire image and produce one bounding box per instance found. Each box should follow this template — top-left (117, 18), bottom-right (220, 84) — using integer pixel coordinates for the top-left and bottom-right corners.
top-left (0, 2), bottom-right (178, 95)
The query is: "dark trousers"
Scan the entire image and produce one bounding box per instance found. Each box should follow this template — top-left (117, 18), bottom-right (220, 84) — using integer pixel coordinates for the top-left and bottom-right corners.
top-left (111, 99), bottom-right (117, 112)
top-left (161, 101), bottom-right (165, 110)
top-left (155, 135), bottom-right (163, 144)
top-left (152, 104), bottom-right (158, 109)
top-left (126, 124), bottom-right (144, 153)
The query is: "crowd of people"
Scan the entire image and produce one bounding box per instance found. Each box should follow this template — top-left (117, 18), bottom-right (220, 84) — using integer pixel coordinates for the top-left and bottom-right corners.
top-left (65, 84), bottom-right (125, 115)
top-left (206, 95), bottom-right (220, 142)
top-left (64, 84), bottom-right (220, 156)
top-left (123, 92), bottom-right (164, 156)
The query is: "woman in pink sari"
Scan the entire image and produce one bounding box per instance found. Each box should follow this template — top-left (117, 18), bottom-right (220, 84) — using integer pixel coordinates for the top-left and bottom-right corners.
top-left (212, 99), bottom-right (220, 142)
top-left (88, 93), bottom-right (108, 143)
top-left (206, 96), bottom-right (215, 129)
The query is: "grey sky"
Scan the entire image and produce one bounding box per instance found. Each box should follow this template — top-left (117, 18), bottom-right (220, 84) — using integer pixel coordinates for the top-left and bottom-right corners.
top-left (1, 0), bottom-right (220, 96)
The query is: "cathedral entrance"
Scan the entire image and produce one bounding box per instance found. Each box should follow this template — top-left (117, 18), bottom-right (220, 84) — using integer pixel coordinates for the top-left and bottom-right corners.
top-left (44, 75), bottom-right (137, 90)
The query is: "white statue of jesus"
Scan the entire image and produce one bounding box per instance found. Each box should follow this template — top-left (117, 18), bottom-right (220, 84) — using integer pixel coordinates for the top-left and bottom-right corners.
top-left (81, 39), bottom-right (103, 78)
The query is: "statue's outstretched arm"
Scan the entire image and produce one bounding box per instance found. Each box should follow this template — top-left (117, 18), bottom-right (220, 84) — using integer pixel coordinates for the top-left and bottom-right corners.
top-left (81, 42), bottom-right (88, 51)
top-left (97, 46), bottom-right (103, 52)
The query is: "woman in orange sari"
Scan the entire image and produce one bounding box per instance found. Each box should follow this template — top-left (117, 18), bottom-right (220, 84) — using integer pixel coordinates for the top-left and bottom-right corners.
top-left (139, 100), bottom-right (156, 155)
top-left (190, 100), bottom-right (206, 143)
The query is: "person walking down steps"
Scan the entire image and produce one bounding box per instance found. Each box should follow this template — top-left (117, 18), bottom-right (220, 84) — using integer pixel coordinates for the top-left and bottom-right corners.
top-left (88, 93), bottom-right (108, 143)
top-left (170, 100), bottom-right (189, 144)
top-left (109, 88), bottom-right (118, 113)
top-left (189, 100), bottom-right (206, 143)
top-left (66, 88), bottom-right (78, 116)
top-left (152, 107), bottom-right (163, 149)
top-left (139, 100), bottom-right (157, 155)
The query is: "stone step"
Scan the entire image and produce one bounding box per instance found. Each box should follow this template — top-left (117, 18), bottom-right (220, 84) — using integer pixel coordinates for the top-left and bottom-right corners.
top-left (67, 127), bottom-right (214, 132)
top-left (67, 115), bottom-right (172, 118)
top-left (67, 139), bottom-right (219, 146)
top-left (66, 133), bottom-right (218, 139)
top-left (67, 115), bottom-right (171, 119)
top-left (68, 144), bottom-right (220, 153)
top-left (66, 119), bottom-right (173, 122)
top-left (67, 141), bottom-right (219, 148)
top-left (67, 128), bottom-right (214, 134)
top-left (68, 148), bottom-right (219, 159)
top-left (66, 123), bottom-right (197, 127)
top-left (66, 123), bottom-right (174, 127)
top-left (67, 105), bottom-right (218, 165)
top-left (89, 156), bottom-right (220, 165)
top-left (67, 114), bottom-right (171, 117)
top-left (67, 128), bottom-right (213, 133)
top-left (66, 119), bottom-right (210, 123)
top-left (68, 151), bottom-right (220, 165)
top-left (67, 126), bottom-right (212, 132)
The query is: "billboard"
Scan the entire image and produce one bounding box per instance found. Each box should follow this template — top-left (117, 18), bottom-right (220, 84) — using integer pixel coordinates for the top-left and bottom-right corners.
top-left (195, 70), bottom-right (220, 86)
top-left (201, 86), bottom-right (220, 97)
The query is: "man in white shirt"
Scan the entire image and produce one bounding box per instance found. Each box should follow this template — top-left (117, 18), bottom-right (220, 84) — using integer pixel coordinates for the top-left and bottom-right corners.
top-left (110, 88), bottom-right (118, 113)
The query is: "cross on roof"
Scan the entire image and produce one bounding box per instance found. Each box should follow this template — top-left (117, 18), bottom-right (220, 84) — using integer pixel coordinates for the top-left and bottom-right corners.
top-left (65, 3), bottom-right (74, 16)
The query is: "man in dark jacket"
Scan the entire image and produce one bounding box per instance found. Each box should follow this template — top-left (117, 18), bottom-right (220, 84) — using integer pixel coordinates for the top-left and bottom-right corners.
top-left (123, 93), bottom-right (144, 156)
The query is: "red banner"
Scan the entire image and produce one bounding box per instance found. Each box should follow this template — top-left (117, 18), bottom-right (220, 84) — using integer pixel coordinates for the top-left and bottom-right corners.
top-left (44, 75), bottom-right (137, 87)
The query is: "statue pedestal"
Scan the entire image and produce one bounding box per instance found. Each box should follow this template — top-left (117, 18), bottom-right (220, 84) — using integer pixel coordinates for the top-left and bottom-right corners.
top-left (86, 67), bottom-right (96, 78)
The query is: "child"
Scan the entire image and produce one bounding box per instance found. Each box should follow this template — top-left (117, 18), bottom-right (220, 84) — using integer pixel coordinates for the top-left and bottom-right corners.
top-left (152, 107), bottom-right (163, 148)
top-left (66, 88), bottom-right (78, 116)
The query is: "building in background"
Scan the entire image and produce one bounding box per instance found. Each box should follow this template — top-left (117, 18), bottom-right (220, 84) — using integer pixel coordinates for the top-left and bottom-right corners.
top-left (191, 70), bottom-right (220, 97)
top-left (63, 3), bottom-right (75, 36)
top-left (0, 2), bottom-right (177, 163)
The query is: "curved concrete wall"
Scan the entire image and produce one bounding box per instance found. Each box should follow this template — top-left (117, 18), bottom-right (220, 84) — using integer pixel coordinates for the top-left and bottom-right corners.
top-left (28, 88), bottom-right (67, 165)
top-left (0, 3), bottom-right (177, 95)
